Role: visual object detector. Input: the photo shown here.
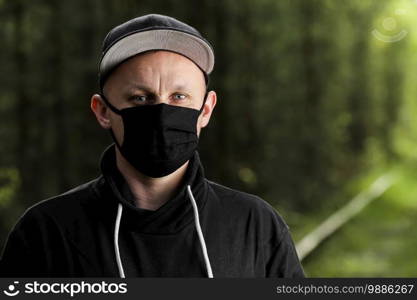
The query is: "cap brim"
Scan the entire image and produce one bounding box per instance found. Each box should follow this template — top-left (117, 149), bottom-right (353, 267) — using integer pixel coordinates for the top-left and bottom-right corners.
top-left (100, 29), bottom-right (214, 77)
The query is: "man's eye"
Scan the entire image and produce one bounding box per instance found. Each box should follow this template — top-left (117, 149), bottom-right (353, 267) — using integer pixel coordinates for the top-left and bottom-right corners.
top-left (173, 94), bottom-right (186, 100)
top-left (132, 95), bottom-right (147, 102)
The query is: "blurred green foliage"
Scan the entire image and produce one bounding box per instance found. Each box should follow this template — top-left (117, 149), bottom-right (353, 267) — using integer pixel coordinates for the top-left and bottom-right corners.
top-left (0, 168), bottom-right (19, 209)
top-left (302, 164), bottom-right (417, 277)
top-left (1, 0), bottom-right (417, 276)
top-left (0, 168), bottom-right (21, 247)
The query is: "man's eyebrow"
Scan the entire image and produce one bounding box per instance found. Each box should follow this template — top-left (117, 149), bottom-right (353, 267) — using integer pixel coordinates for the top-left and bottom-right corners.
top-left (126, 85), bottom-right (154, 94)
top-left (125, 83), bottom-right (192, 94)
top-left (171, 83), bottom-right (191, 91)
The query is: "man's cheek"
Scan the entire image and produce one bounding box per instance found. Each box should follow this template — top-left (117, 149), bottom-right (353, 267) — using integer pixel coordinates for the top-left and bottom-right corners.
top-left (111, 118), bottom-right (125, 145)
top-left (196, 120), bottom-right (203, 137)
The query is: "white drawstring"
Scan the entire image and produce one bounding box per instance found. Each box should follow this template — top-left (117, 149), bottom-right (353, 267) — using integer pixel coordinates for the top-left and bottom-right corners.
top-left (186, 185), bottom-right (214, 278)
top-left (113, 184), bottom-right (213, 278)
top-left (114, 203), bottom-right (125, 278)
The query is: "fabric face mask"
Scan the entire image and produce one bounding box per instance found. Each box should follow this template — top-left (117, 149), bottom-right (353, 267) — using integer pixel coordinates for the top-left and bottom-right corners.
top-left (101, 94), bottom-right (206, 178)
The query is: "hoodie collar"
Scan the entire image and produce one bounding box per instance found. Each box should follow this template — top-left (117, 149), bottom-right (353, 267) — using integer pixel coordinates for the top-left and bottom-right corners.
top-left (99, 144), bottom-right (208, 234)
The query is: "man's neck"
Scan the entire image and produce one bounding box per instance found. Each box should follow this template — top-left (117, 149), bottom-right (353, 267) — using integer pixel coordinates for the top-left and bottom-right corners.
top-left (115, 148), bottom-right (189, 211)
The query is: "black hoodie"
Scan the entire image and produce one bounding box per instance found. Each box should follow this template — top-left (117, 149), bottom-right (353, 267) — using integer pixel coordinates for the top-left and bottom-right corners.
top-left (0, 145), bottom-right (304, 277)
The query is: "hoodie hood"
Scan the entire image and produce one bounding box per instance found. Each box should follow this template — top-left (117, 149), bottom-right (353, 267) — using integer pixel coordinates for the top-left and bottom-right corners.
top-left (99, 144), bottom-right (209, 235)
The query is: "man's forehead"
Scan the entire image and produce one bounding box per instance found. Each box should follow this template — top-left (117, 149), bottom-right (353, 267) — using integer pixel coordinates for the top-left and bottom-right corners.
top-left (111, 51), bottom-right (204, 88)
top-left (123, 82), bottom-right (193, 94)
top-left (126, 50), bottom-right (203, 72)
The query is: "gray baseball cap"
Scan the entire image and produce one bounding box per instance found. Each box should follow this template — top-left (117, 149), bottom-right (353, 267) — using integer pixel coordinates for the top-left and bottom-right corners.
top-left (99, 14), bottom-right (215, 89)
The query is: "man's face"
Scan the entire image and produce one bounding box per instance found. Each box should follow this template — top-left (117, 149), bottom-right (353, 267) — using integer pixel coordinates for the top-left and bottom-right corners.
top-left (91, 50), bottom-right (216, 147)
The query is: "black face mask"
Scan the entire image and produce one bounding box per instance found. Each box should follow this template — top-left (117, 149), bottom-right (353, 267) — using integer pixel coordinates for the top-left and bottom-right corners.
top-left (101, 93), bottom-right (207, 178)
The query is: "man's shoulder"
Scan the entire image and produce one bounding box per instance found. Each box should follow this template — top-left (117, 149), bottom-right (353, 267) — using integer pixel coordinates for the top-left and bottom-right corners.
top-left (207, 180), bottom-right (260, 202)
top-left (207, 180), bottom-right (271, 209)
top-left (206, 180), bottom-right (289, 228)
top-left (17, 177), bottom-right (102, 228)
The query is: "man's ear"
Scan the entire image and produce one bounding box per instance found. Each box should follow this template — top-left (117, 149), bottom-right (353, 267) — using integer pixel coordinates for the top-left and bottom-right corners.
top-left (199, 90), bottom-right (217, 128)
top-left (91, 94), bottom-right (111, 129)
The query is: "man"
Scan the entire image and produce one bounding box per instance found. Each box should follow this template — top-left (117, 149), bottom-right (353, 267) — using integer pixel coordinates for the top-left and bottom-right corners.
top-left (0, 14), bottom-right (304, 277)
